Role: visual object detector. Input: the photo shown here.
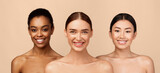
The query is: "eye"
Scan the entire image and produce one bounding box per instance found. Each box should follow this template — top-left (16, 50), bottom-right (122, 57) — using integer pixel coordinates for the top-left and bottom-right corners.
top-left (42, 28), bottom-right (48, 32)
top-left (70, 31), bottom-right (76, 33)
top-left (126, 30), bottom-right (131, 33)
top-left (31, 29), bottom-right (37, 32)
top-left (115, 30), bottom-right (120, 32)
top-left (82, 31), bottom-right (88, 34)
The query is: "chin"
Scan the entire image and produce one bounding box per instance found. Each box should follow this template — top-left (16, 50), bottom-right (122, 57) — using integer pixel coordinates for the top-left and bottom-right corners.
top-left (116, 45), bottom-right (129, 50)
top-left (72, 46), bottom-right (85, 52)
top-left (35, 44), bottom-right (47, 48)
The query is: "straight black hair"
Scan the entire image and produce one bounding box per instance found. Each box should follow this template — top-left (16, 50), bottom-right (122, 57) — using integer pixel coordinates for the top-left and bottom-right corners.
top-left (110, 13), bottom-right (136, 33)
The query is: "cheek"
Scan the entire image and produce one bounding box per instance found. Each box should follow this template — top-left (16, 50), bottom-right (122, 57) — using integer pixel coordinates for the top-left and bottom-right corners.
top-left (43, 32), bottom-right (51, 37)
top-left (126, 34), bottom-right (134, 40)
top-left (67, 34), bottom-right (74, 40)
top-left (112, 33), bottom-right (119, 39)
top-left (82, 35), bottom-right (90, 41)
top-left (29, 32), bottom-right (36, 38)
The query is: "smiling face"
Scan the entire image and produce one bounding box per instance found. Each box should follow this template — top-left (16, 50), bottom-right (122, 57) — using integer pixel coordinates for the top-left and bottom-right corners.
top-left (110, 20), bottom-right (137, 50)
top-left (28, 16), bottom-right (53, 48)
top-left (65, 19), bottom-right (93, 52)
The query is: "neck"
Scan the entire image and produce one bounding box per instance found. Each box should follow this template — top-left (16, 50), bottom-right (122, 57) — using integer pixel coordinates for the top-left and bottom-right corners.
top-left (32, 44), bottom-right (53, 56)
top-left (113, 46), bottom-right (135, 58)
top-left (65, 48), bottom-right (94, 65)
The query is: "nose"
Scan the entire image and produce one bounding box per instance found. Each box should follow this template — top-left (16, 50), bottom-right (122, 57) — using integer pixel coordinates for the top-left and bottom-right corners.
top-left (119, 31), bottom-right (125, 39)
top-left (37, 30), bottom-right (43, 37)
top-left (76, 33), bottom-right (82, 41)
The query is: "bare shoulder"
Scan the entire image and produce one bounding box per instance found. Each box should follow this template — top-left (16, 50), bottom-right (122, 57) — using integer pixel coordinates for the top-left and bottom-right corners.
top-left (136, 55), bottom-right (155, 73)
top-left (11, 54), bottom-right (27, 73)
top-left (12, 54), bottom-right (27, 66)
top-left (96, 59), bottom-right (112, 68)
top-left (95, 59), bottom-right (113, 73)
top-left (45, 60), bottom-right (61, 73)
top-left (136, 55), bottom-right (154, 65)
top-left (12, 50), bottom-right (32, 65)
top-left (96, 54), bottom-right (112, 60)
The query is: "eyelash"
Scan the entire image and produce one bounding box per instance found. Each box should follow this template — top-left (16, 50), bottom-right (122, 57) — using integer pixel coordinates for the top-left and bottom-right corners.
top-left (42, 28), bottom-right (48, 31)
top-left (70, 31), bottom-right (76, 33)
top-left (126, 31), bottom-right (131, 33)
top-left (82, 31), bottom-right (88, 34)
top-left (115, 30), bottom-right (120, 32)
top-left (69, 31), bottom-right (88, 34)
top-left (30, 28), bottom-right (48, 32)
top-left (31, 29), bottom-right (37, 32)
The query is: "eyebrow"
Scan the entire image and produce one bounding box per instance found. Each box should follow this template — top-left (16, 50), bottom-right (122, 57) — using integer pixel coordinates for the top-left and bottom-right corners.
top-left (114, 27), bottom-right (132, 30)
top-left (30, 25), bottom-right (49, 28)
top-left (30, 26), bottom-right (36, 28)
top-left (42, 25), bottom-right (49, 28)
top-left (69, 29), bottom-right (76, 31)
top-left (114, 27), bottom-right (120, 29)
top-left (69, 29), bottom-right (89, 31)
top-left (125, 27), bottom-right (132, 30)
top-left (81, 29), bottom-right (89, 31)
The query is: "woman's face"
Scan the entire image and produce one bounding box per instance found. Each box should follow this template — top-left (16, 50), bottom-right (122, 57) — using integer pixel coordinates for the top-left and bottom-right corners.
top-left (110, 20), bottom-right (136, 50)
top-left (28, 16), bottom-right (53, 48)
top-left (65, 19), bottom-right (93, 52)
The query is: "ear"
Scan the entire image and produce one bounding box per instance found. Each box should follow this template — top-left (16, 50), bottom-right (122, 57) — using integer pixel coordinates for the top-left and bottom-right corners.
top-left (109, 31), bottom-right (112, 39)
top-left (133, 32), bottom-right (137, 40)
top-left (51, 27), bottom-right (54, 35)
top-left (64, 29), bottom-right (67, 37)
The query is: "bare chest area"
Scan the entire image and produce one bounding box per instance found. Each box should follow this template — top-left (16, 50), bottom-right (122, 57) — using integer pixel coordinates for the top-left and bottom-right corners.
top-left (109, 59), bottom-right (146, 73)
top-left (56, 63), bottom-right (104, 73)
top-left (21, 57), bottom-right (53, 73)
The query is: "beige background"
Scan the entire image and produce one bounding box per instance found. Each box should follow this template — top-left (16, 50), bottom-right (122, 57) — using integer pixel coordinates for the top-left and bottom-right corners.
top-left (0, 0), bottom-right (160, 73)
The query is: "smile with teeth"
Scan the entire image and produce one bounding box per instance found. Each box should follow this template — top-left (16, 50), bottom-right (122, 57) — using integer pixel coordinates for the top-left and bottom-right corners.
top-left (36, 39), bottom-right (45, 44)
top-left (117, 40), bottom-right (127, 45)
top-left (73, 42), bottom-right (84, 47)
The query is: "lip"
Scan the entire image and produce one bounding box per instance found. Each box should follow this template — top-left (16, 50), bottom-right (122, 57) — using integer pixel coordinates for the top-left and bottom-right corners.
top-left (117, 40), bottom-right (127, 45)
top-left (35, 38), bottom-right (45, 44)
top-left (73, 42), bottom-right (84, 47)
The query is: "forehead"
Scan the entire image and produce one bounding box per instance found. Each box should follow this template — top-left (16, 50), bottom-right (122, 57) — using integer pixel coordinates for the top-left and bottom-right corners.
top-left (67, 19), bottom-right (91, 30)
top-left (113, 20), bottom-right (134, 29)
top-left (30, 16), bottom-right (50, 27)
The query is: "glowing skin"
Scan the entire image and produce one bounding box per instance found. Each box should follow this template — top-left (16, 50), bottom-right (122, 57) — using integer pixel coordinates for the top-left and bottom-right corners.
top-left (66, 19), bottom-right (92, 52)
top-left (11, 16), bottom-right (62, 73)
top-left (97, 20), bottom-right (154, 73)
top-left (110, 20), bottom-right (136, 50)
top-left (29, 16), bottom-right (53, 48)
top-left (45, 19), bottom-right (113, 73)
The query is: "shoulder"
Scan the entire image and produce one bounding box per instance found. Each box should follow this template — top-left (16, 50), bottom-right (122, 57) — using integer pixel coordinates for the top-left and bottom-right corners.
top-left (95, 59), bottom-right (113, 73)
top-left (11, 54), bottom-right (27, 73)
top-left (136, 55), bottom-right (155, 72)
top-left (136, 55), bottom-right (154, 65)
top-left (12, 51), bottom-right (31, 65)
top-left (12, 54), bottom-right (27, 66)
top-left (96, 54), bottom-right (111, 60)
top-left (45, 60), bottom-right (61, 73)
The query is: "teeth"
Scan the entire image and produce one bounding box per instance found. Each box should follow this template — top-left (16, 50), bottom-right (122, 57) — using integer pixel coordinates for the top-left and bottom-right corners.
top-left (74, 42), bottom-right (83, 47)
top-left (37, 39), bottom-right (43, 42)
top-left (118, 41), bottom-right (126, 44)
